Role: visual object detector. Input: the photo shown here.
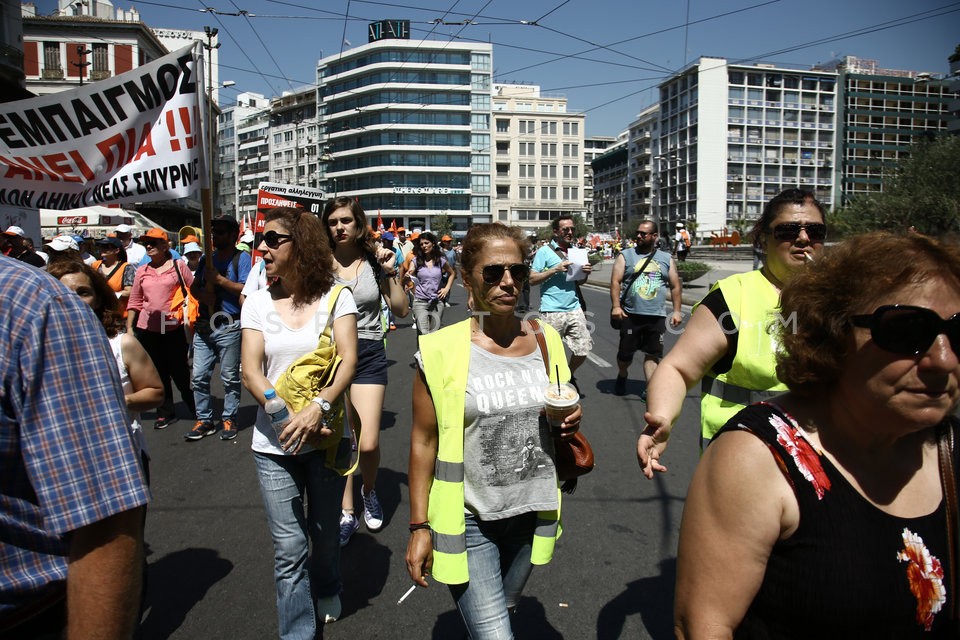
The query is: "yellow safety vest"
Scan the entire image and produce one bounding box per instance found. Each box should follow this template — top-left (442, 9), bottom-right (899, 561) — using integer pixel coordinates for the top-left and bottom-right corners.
top-left (419, 319), bottom-right (569, 585)
top-left (698, 270), bottom-right (789, 448)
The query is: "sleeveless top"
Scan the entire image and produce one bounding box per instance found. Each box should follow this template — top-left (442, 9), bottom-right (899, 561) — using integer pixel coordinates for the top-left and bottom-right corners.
top-left (619, 247), bottom-right (671, 317)
top-left (109, 333), bottom-right (146, 459)
top-left (334, 258), bottom-right (383, 341)
top-left (716, 402), bottom-right (953, 639)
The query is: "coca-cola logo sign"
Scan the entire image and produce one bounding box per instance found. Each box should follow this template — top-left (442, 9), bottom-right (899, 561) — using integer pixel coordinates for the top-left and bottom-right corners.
top-left (57, 216), bottom-right (88, 225)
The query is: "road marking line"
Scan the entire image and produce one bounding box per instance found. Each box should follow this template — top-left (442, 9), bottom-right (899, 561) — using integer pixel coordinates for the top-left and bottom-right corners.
top-left (587, 352), bottom-right (612, 368)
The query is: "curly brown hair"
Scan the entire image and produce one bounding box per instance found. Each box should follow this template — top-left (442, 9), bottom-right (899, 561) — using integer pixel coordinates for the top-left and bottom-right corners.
top-left (321, 197), bottom-right (376, 258)
top-left (263, 207), bottom-right (334, 301)
top-left (46, 260), bottom-right (123, 338)
top-left (460, 223), bottom-right (530, 278)
top-left (776, 231), bottom-right (960, 397)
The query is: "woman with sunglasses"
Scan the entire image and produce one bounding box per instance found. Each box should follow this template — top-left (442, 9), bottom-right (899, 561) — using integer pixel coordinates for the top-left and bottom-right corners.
top-left (240, 207), bottom-right (358, 634)
top-left (126, 227), bottom-right (197, 430)
top-left (400, 231), bottom-right (454, 335)
top-left (675, 231), bottom-right (960, 637)
top-left (406, 223), bottom-right (582, 638)
top-left (321, 197), bottom-right (409, 546)
top-left (637, 188), bottom-right (827, 476)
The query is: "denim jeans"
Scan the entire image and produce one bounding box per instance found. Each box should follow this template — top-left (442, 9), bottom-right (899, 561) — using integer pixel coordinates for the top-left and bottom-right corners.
top-left (191, 320), bottom-right (241, 423)
top-left (449, 512), bottom-right (537, 640)
top-left (254, 451), bottom-right (346, 640)
top-left (412, 299), bottom-right (443, 335)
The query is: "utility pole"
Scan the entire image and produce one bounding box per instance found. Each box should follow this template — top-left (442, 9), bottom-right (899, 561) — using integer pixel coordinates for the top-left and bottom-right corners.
top-left (200, 26), bottom-right (220, 313)
top-left (73, 45), bottom-right (91, 85)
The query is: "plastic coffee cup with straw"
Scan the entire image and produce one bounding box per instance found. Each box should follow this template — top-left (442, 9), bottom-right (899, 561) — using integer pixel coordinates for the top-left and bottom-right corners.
top-left (543, 365), bottom-right (579, 431)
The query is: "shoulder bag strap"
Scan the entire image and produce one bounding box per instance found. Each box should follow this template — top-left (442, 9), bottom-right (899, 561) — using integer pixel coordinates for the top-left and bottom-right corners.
top-left (938, 420), bottom-right (959, 627)
top-left (102, 261), bottom-right (124, 282)
top-left (619, 251), bottom-right (657, 308)
top-left (530, 318), bottom-right (550, 377)
top-left (172, 258), bottom-right (189, 299)
top-left (320, 284), bottom-right (346, 343)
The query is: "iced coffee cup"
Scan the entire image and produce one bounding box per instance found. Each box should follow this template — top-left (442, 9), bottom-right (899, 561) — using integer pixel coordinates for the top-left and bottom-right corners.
top-left (543, 382), bottom-right (579, 429)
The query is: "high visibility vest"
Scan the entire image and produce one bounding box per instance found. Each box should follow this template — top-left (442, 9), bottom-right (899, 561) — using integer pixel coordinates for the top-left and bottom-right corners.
top-left (94, 259), bottom-right (130, 318)
top-left (418, 319), bottom-right (568, 585)
top-left (698, 270), bottom-right (788, 448)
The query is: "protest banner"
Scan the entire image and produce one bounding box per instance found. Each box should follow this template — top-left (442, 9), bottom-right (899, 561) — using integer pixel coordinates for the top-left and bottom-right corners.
top-left (0, 43), bottom-right (207, 211)
top-left (253, 182), bottom-right (326, 264)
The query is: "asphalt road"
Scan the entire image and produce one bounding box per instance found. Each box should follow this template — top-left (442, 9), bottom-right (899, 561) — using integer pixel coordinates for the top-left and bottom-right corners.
top-left (139, 276), bottom-right (714, 639)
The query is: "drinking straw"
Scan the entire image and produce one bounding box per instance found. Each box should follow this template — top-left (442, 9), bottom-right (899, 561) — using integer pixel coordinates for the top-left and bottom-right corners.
top-left (555, 365), bottom-right (561, 395)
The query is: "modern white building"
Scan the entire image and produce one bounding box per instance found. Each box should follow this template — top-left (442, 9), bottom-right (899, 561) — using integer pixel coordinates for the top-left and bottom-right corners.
top-left (590, 137), bottom-right (628, 233)
top-left (490, 83), bottom-right (586, 236)
top-left (316, 23), bottom-right (492, 235)
top-left (627, 105), bottom-right (660, 228)
top-left (583, 135), bottom-right (616, 227)
top-left (656, 57), bottom-right (839, 236)
top-left (269, 87), bottom-right (318, 190)
top-left (217, 92), bottom-right (266, 219)
top-left (235, 101), bottom-right (271, 222)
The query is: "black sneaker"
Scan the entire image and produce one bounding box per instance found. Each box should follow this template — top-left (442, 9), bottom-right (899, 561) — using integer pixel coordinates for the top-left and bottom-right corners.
top-left (219, 419), bottom-right (238, 441)
top-left (184, 421), bottom-right (216, 441)
top-left (154, 416), bottom-right (176, 430)
top-left (614, 375), bottom-right (627, 396)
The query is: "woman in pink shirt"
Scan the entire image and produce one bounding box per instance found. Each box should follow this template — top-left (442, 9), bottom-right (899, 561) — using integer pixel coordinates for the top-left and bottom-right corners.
top-left (126, 228), bottom-right (196, 429)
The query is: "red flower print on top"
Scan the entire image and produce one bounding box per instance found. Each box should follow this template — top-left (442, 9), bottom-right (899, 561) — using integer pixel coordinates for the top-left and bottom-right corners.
top-left (897, 527), bottom-right (946, 632)
top-left (768, 413), bottom-right (832, 500)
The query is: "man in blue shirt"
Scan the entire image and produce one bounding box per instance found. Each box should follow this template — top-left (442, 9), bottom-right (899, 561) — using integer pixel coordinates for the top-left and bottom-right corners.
top-left (530, 213), bottom-right (593, 390)
top-left (0, 258), bottom-right (149, 637)
top-left (185, 215), bottom-right (252, 442)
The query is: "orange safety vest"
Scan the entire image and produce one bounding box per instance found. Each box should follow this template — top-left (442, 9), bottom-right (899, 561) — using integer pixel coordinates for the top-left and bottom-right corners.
top-left (94, 259), bottom-right (130, 318)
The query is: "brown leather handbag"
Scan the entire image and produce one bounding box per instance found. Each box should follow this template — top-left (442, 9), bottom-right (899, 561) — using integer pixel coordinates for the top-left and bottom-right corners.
top-left (530, 319), bottom-right (594, 493)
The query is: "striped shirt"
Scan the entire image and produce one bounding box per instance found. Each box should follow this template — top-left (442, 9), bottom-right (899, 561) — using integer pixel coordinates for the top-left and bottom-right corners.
top-left (0, 257), bottom-right (149, 613)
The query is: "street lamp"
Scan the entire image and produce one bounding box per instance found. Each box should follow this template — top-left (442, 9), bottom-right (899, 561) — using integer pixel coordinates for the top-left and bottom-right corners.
top-left (73, 45), bottom-right (92, 85)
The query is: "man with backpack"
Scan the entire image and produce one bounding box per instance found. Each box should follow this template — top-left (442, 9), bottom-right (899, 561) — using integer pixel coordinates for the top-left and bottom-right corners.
top-left (185, 215), bottom-right (251, 442)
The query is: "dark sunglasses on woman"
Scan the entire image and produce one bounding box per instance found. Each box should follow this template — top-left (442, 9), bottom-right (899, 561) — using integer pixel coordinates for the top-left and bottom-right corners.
top-left (263, 230), bottom-right (293, 249)
top-left (852, 305), bottom-right (960, 355)
top-left (772, 222), bottom-right (827, 243)
top-left (481, 263), bottom-right (530, 285)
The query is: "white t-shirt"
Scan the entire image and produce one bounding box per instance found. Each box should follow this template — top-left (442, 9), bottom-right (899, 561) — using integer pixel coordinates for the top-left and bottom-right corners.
top-left (241, 259), bottom-right (268, 298)
top-left (240, 286), bottom-right (358, 456)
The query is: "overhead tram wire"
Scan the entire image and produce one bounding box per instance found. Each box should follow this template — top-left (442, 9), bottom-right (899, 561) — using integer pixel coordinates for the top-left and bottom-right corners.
top-left (531, 0), bottom-right (571, 24)
top-left (226, 0), bottom-right (297, 94)
top-left (495, 0), bottom-right (782, 78)
top-left (193, 0), bottom-right (281, 96)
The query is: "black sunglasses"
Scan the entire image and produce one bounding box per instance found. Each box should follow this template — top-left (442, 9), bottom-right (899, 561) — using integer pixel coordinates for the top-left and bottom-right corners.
top-left (141, 239), bottom-right (160, 248)
top-left (263, 230), bottom-right (293, 249)
top-left (636, 230), bottom-right (656, 238)
top-left (851, 305), bottom-right (960, 355)
top-left (481, 263), bottom-right (530, 285)
top-left (772, 222), bottom-right (827, 243)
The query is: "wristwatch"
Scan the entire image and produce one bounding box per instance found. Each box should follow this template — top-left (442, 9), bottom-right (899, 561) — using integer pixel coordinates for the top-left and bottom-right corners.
top-left (311, 397), bottom-right (332, 413)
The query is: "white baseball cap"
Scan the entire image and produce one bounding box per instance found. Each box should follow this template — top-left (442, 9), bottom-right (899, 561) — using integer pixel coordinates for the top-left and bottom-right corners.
top-left (114, 224), bottom-right (133, 234)
top-left (2, 225), bottom-right (25, 237)
top-left (47, 235), bottom-right (79, 252)
top-left (182, 242), bottom-right (202, 255)
top-left (676, 222), bottom-right (684, 228)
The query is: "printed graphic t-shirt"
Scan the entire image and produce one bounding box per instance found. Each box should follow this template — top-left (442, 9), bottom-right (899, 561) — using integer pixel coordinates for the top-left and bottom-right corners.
top-left (461, 344), bottom-right (559, 519)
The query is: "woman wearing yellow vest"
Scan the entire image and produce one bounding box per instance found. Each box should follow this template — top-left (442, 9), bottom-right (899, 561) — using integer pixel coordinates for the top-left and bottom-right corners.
top-left (406, 223), bottom-right (582, 639)
top-left (637, 189), bottom-right (826, 478)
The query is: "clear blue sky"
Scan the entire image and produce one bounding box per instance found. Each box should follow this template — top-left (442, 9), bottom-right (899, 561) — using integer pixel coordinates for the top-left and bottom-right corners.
top-left (32, 0), bottom-right (959, 136)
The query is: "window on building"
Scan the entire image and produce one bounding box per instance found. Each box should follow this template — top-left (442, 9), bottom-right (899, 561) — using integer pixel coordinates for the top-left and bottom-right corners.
top-left (519, 186), bottom-right (535, 199)
top-left (519, 120), bottom-right (535, 135)
top-left (519, 142), bottom-right (535, 156)
top-left (284, 131), bottom-right (294, 142)
top-left (471, 53), bottom-right (491, 71)
top-left (472, 133), bottom-right (490, 152)
top-left (472, 94), bottom-right (490, 110)
top-left (496, 119), bottom-right (510, 133)
top-left (43, 42), bottom-right (60, 71)
top-left (472, 175), bottom-right (490, 193)
top-left (563, 165), bottom-right (579, 179)
top-left (541, 143), bottom-right (556, 157)
top-left (541, 186), bottom-right (557, 200)
top-left (541, 164), bottom-right (556, 179)
top-left (540, 121), bottom-right (557, 135)
top-left (563, 121), bottom-right (579, 136)
top-left (519, 164), bottom-right (535, 178)
top-left (273, 133), bottom-right (282, 144)
top-left (273, 152), bottom-right (282, 163)
top-left (472, 73), bottom-right (490, 90)
top-left (472, 155), bottom-right (491, 171)
top-left (284, 150), bottom-right (293, 162)
top-left (563, 143), bottom-right (579, 158)
top-left (91, 43), bottom-right (108, 74)
top-left (563, 186), bottom-right (579, 200)
top-left (471, 113), bottom-right (490, 130)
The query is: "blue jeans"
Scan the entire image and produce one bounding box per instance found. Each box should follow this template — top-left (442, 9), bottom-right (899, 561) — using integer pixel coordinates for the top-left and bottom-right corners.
top-left (254, 451), bottom-right (346, 640)
top-left (191, 320), bottom-right (241, 423)
top-left (449, 512), bottom-right (537, 640)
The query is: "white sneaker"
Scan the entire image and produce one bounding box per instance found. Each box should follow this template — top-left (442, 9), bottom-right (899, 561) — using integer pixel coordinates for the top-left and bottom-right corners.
top-left (317, 593), bottom-right (341, 624)
top-left (338, 511), bottom-right (359, 547)
top-left (361, 487), bottom-right (384, 531)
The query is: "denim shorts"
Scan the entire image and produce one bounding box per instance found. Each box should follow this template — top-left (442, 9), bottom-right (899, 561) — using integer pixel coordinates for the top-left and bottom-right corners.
top-left (354, 338), bottom-right (388, 385)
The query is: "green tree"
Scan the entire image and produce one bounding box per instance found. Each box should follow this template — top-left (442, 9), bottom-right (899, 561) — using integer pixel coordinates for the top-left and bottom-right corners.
top-left (833, 136), bottom-right (960, 236)
top-left (431, 213), bottom-right (453, 237)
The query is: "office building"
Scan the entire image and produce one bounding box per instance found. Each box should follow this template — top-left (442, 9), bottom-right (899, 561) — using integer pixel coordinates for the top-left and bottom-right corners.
top-left (269, 87), bottom-right (318, 189)
top-left (235, 98), bottom-right (271, 222)
top-left (590, 137), bottom-right (627, 233)
top-left (217, 92), bottom-right (266, 219)
top-left (583, 135), bottom-right (616, 227)
top-left (627, 105), bottom-right (660, 229)
top-left (655, 57), bottom-right (838, 235)
top-left (490, 83), bottom-right (586, 236)
top-left (316, 24), bottom-right (492, 235)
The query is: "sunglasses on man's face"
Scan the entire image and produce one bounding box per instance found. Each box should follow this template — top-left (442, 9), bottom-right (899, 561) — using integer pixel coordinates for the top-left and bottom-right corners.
top-left (636, 230), bottom-right (656, 238)
top-left (262, 230), bottom-right (293, 249)
top-left (851, 305), bottom-right (960, 355)
top-left (771, 222), bottom-right (827, 243)
top-left (141, 239), bottom-right (161, 248)
top-left (481, 263), bottom-right (530, 285)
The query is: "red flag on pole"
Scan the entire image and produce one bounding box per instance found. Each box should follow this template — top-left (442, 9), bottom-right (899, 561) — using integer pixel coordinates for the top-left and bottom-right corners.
top-left (377, 210), bottom-right (385, 232)
top-left (389, 219), bottom-right (398, 234)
